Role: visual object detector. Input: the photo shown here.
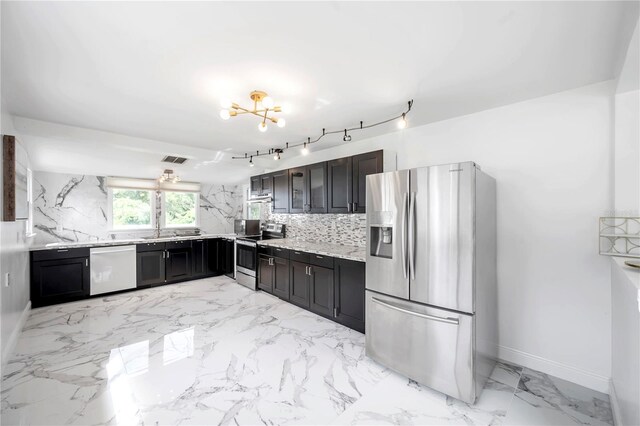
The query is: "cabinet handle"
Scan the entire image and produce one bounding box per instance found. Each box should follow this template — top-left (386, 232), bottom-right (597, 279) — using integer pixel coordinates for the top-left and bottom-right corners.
top-left (347, 202), bottom-right (351, 213)
top-left (57, 249), bottom-right (69, 252)
top-left (166, 251), bottom-right (170, 258)
top-left (316, 255), bottom-right (323, 259)
top-left (85, 259), bottom-right (88, 267)
top-left (307, 266), bottom-right (313, 276)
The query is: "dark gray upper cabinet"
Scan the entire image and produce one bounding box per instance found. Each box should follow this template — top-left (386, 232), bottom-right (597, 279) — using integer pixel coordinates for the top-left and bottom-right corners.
top-left (327, 157), bottom-right (352, 213)
top-left (289, 167), bottom-right (306, 213)
top-left (289, 163), bottom-right (327, 214)
top-left (250, 173), bottom-right (272, 197)
top-left (271, 170), bottom-right (289, 213)
top-left (251, 150), bottom-right (382, 214)
top-left (260, 174), bottom-right (272, 195)
top-left (351, 150), bottom-right (383, 213)
top-left (307, 162), bottom-right (328, 213)
top-left (250, 175), bottom-right (261, 196)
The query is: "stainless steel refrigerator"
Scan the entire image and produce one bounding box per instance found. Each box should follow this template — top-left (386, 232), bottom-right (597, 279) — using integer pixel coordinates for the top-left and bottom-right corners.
top-left (365, 161), bottom-right (497, 404)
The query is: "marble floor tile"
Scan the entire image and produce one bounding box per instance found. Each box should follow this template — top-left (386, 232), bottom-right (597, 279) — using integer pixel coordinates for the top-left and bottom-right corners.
top-left (1, 277), bottom-right (614, 425)
top-left (502, 368), bottom-right (613, 426)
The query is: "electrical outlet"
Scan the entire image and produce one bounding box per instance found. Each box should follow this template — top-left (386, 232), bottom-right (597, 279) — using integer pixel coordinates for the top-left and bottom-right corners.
top-left (4, 273), bottom-right (10, 287)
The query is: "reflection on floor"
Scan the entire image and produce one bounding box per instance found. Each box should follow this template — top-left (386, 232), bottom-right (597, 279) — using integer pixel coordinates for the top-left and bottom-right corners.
top-left (1, 277), bottom-right (613, 425)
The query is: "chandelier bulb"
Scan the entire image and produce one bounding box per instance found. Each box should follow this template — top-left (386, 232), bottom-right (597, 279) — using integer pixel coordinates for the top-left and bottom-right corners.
top-left (258, 122), bottom-right (268, 132)
top-left (262, 96), bottom-right (275, 109)
top-left (277, 118), bottom-right (286, 128)
top-left (220, 109), bottom-right (231, 120)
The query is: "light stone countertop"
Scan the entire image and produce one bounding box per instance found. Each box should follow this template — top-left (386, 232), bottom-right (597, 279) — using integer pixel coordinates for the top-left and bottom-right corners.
top-left (258, 238), bottom-right (366, 262)
top-left (29, 233), bottom-right (237, 251)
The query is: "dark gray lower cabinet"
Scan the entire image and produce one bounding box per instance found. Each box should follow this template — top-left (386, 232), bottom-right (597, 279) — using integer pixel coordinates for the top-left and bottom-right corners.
top-left (272, 256), bottom-right (290, 300)
top-left (258, 249), bottom-right (365, 333)
top-left (137, 250), bottom-right (166, 287)
top-left (192, 239), bottom-right (208, 278)
top-left (257, 254), bottom-right (274, 293)
top-left (31, 256), bottom-right (90, 308)
top-left (207, 238), bottom-right (221, 275)
top-left (289, 260), bottom-right (310, 308)
top-left (334, 259), bottom-right (366, 333)
top-left (166, 248), bottom-right (192, 282)
top-left (309, 265), bottom-right (334, 317)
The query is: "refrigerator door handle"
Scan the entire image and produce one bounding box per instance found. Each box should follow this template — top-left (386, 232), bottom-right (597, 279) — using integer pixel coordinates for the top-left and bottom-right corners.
top-left (401, 192), bottom-right (409, 279)
top-left (371, 297), bottom-right (459, 325)
top-left (409, 191), bottom-right (416, 280)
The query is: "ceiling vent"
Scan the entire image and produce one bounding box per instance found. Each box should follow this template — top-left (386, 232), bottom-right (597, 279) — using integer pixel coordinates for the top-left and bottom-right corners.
top-left (162, 155), bottom-right (188, 164)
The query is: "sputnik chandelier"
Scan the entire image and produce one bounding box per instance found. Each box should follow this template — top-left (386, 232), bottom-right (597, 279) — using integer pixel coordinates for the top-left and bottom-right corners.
top-left (158, 169), bottom-right (180, 183)
top-left (233, 99), bottom-right (414, 166)
top-left (220, 90), bottom-right (287, 132)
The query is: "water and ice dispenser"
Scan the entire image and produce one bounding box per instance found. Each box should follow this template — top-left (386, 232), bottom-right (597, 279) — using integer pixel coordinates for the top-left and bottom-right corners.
top-left (370, 225), bottom-right (393, 259)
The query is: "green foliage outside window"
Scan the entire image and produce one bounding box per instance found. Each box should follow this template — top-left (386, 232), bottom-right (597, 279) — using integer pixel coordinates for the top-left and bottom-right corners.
top-left (165, 192), bottom-right (197, 226)
top-left (112, 189), bottom-right (152, 228)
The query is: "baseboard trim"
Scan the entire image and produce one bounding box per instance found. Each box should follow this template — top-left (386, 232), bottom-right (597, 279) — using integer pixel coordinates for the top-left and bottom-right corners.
top-left (498, 345), bottom-right (610, 394)
top-left (1, 300), bottom-right (31, 375)
top-left (609, 380), bottom-right (623, 426)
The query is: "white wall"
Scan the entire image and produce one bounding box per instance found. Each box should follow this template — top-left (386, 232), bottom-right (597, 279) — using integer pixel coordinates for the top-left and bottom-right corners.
top-left (277, 81), bottom-right (615, 392)
top-left (610, 17), bottom-right (640, 426)
top-left (31, 170), bottom-right (244, 245)
top-left (0, 111), bottom-right (32, 375)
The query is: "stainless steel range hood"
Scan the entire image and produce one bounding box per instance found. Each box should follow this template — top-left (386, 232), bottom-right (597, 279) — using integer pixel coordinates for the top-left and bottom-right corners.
top-left (247, 195), bottom-right (272, 203)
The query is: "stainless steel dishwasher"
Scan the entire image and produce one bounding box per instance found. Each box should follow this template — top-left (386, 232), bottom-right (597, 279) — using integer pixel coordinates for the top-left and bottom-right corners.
top-left (90, 245), bottom-right (137, 295)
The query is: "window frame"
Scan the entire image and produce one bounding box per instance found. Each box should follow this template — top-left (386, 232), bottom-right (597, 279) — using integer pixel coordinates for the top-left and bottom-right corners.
top-left (160, 191), bottom-right (200, 229)
top-left (108, 187), bottom-right (157, 232)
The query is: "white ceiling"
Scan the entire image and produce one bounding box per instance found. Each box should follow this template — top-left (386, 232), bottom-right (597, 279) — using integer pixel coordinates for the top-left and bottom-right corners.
top-left (2, 1), bottom-right (639, 183)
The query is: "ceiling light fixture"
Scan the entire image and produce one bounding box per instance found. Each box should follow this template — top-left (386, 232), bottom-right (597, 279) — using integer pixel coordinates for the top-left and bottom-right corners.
top-left (220, 90), bottom-right (287, 133)
top-left (301, 138), bottom-right (310, 155)
top-left (398, 113), bottom-right (407, 129)
top-left (232, 99), bottom-right (413, 162)
top-left (249, 156), bottom-right (255, 167)
top-left (159, 169), bottom-right (180, 183)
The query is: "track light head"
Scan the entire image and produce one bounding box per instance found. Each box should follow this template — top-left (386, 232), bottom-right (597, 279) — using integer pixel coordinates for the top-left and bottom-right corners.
top-left (343, 129), bottom-right (352, 142)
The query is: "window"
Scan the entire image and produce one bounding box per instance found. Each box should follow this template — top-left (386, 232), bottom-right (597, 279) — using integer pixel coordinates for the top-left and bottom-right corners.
top-left (110, 189), bottom-right (154, 229)
top-left (164, 191), bottom-right (198, 228)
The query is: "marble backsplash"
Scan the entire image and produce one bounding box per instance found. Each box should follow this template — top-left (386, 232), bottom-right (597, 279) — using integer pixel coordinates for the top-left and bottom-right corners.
top-left (32, 171), bottom-right (243, 246)
top-left (268, 210), bottom-right (366, 247)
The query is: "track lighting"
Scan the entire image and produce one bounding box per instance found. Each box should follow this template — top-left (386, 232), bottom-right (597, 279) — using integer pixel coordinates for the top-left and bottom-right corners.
top-left (398, 113), bottom-right (407, 129)
top-left (232, 99), bottom-right (413, 162)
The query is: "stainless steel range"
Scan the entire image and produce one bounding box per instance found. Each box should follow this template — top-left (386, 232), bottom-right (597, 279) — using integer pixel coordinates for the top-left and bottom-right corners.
top-left (235, 223), bottom-right (285, 290)
top-left (365, 161), bottom-right (497, 404)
